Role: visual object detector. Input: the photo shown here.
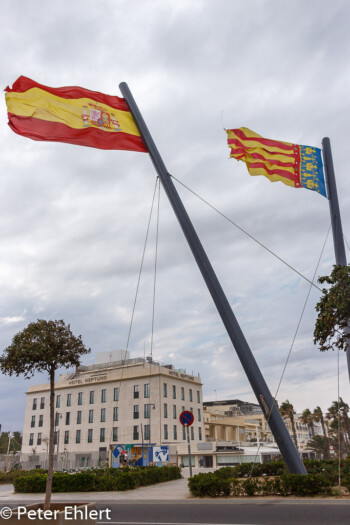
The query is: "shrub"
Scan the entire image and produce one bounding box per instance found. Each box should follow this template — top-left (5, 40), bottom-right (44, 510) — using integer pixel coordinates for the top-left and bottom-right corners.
top-left (0, 469), bottom-right (47, 485)
top-left (13, 465), bottom-right (181, 493)
top-left (14, 473), bottom-right (47, 493)
top-left (214, 467), bottom-right (236, 480)
top-left (188, 470), bottom-right (334, 498)
top-left (188, 473), bottom-right (231, 497)
top-left (241, 477), bottom-right (261, 496)
top-left (230, 460), bottom-right (285, 478)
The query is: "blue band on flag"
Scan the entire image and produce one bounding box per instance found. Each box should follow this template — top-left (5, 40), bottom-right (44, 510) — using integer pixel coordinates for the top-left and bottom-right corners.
top-left (299, 146), bottom-right (327, 198)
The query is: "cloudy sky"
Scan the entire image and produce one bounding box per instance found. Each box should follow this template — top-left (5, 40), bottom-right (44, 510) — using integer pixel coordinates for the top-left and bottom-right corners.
top-left (0, 0), bottom-right (349, 431)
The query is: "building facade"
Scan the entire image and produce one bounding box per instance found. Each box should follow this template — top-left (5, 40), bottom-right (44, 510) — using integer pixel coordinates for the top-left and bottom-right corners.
top-left (202, 400), bottom-right (317, 464)
top-left (21, 351), bottom-right (204, 469)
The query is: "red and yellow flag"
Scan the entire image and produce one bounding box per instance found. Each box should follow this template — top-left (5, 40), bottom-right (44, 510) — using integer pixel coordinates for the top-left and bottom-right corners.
top-left (5, 76), bottom-right (147, 152)
top-left (227, 127), bottom-right (326, 197)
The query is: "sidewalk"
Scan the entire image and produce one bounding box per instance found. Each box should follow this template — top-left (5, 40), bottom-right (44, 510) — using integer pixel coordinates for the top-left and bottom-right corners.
top-left (1, 476), bottom-right (350, 505)
top-left (0, 478), bottom-right (191, 504)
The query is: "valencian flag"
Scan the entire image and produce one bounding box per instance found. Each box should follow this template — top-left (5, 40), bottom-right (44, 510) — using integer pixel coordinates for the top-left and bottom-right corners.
top-left (227, 127), bottom-right (327, 198)
top-left (5, 76), bottom-right (147, 152)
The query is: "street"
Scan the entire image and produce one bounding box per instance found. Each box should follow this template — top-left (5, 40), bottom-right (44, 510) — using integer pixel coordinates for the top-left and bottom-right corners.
top-left (94, 501), bottom-right (350, 525)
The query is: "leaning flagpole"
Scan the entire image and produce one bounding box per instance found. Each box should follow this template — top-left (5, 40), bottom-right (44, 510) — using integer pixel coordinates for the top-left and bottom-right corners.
top-left (322, 138), bottom-right (350, 380)
top-left (119, 82), bottom-right (306, 474)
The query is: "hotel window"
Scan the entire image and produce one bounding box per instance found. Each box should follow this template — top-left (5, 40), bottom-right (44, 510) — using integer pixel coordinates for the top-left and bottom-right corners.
top-left (173, 405), bottom-right (177, 419)
top-left (77, 411), bottom-right (82, 424)
top-left (164, 403), bottom-right (168, 418)
top-left (197, 391), bottom-right (200, 403)
top-left (66, 394), bottom-right (71, 407)
top-left (189, 389), bottom-right (193, 402)
top-left (113, 407), bottom-right (118, 421)
top-left (133, 405), bottom-right (139, 419)
top-left (133, 426), bottom-right (139, 440)
top-left (56, 395), bottom-right (60, 408)
top-left (65, 412), bottom-right (70, 425)
top-left (101, 408), bottom-right (106, 422)
top-left (164, 424), bottom-right (168, 440)
top-left (40, 397), bottom-right (45, 409)
top-left (172, 385), bottom-right (176, 399)
top-left (182, 406), bottom-right (185, 412)
top-left (55, 413), bottom-right (60, 426)
top-left (76, 429), bottom-right (81, 444)
top-left (88, 429), bottom-right (93, 443)
top-left (37, 433), bottom-right (42, 445)
top-left (198, 409), bottom-right (201, 422)
top-left (190, 407), bottom-right (193, 414)
top-left (144, 383), bottom-right (150, 398)
top-left (29, 433), bottom-right (34, 446)
top-left (181, 387), bottom-right (185, 401)
top-left (54, 431), bottom-right (58, 445)
top-left (191, 427), bottom-right (194, 440)
top-left (31, 415), bottom-right (35, 428)
top-left (144, 424), bottom-right (150, 440)
top-left (163, 383), bottom-right (167, 397)
top-left (173, 425), bottom-right (177, 440)
top-left (89, 391), bottom-right (94, 404)
top-left (78, 392), bottom-right (83, 405)
top-left (100, 428), bottom-right (105, 442)
top-left (32, 398), bottom-right (37, 410)
top-left (182, 426), bottom-right (186, 440)
top-left (89, 410), bottom-right (94, 424)
top-left (114, 388), bottom-right (119, 401)
top-left (134, 385), bottom-right (139, 399)
top-left (144, 404), bottom-right (151, 419)
top-left (39, 414), bottom-right (43, 427)
top-left (101, 389), bottom-right (106, 403)
top-left (112, 427), bottom-right (118, 441)
top-left (198, 427), bottom-right (202, 440)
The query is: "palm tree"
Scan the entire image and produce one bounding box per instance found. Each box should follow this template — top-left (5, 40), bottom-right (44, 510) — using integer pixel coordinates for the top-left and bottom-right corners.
top-left (280, 400), bottom-right (298, 450)
top-left (307, 434), bottom-right (331, 460)
top-left (313, 406), bottom-right (327, 437)
top-left (301, 408), bottom-right (315, 437)
top-left (338, 398), bottom-right (350, 443)
top-left (326, 398), bottom-right (350, 458)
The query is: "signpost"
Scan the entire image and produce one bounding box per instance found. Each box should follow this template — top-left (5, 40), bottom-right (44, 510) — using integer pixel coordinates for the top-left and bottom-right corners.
top-left (179, 411), bottom-right (194, 477)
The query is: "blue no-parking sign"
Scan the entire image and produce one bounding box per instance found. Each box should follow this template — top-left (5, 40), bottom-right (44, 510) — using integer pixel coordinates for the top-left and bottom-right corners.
top-left (179, 410), bottom-right (194, 426)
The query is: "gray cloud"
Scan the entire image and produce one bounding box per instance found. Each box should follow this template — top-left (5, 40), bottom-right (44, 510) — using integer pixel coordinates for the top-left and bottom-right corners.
top-left (0, 0), bottom-right (349, 430)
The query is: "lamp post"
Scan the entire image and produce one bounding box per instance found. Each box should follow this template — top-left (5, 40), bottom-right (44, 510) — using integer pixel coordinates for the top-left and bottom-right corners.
top-left (54, 412), bottom-right (62, 469)
top-left (148, 404), bottom-right (156, 465)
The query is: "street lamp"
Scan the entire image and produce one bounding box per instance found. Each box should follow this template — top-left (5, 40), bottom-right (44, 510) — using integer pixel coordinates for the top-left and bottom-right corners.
top-left (148, 404), bottom-right (156, 465)
top-left (54, 412), bottom-right (62, 468)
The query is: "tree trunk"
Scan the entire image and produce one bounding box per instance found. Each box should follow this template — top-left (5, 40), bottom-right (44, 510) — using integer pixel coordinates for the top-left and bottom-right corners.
top-left (290, 414), bottom-right (299, 450)
top-left (44, 367), bottom-right (55, 510)
top-left (309, 421), bottom-right (315, 437)
top-left (320, 415), bottom-right (327, 437)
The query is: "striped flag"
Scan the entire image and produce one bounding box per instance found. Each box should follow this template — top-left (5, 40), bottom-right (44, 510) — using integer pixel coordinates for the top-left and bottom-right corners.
top-left (227, 127), bottom-right (326, 197)
top-left (5, 76), bottom-right (147, 152)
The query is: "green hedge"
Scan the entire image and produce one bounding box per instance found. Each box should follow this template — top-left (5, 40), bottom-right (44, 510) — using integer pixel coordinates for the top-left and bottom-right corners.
top-left (211, 459), bottom-right (350, 482)
top-left (13, 465), bottom-right (181, 493)
top-left (188, 471), bottom-right (333, 497)
top-left (0, 469), bottom-right (47, 484)
top-left (224, 461), bottom-right (286, 478)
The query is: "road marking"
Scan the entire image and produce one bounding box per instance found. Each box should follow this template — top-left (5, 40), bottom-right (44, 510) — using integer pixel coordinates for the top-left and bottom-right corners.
top-left (98, 522), bottom-right (258, 525)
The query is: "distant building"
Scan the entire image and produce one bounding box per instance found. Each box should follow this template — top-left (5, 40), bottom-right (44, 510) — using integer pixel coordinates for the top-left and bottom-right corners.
top-left (202, 399), bottom-right (317, 463)
top-left (21, 351), bottom-right (204, 469)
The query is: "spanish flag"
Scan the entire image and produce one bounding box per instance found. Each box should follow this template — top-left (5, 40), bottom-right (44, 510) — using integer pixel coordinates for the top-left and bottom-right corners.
top-left (227, 127), bottom-right (326, 197)
top-left (5, 76), bottom-right (147, 152)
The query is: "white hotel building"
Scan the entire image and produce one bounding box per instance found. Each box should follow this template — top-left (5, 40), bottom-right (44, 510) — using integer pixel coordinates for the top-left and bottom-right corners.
top-left (21, 351), bottom-right (204, 469)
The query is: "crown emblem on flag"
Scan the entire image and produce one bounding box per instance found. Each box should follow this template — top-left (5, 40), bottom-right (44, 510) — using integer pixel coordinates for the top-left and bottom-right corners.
top-left (82, 103), bottom-right (121, 132)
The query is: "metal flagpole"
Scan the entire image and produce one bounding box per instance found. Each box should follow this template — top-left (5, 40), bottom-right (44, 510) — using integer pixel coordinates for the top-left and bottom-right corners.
top-left (322, 137), bottom-right (350, 381)
top-left (119, 82), bottom-right (306, 474)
